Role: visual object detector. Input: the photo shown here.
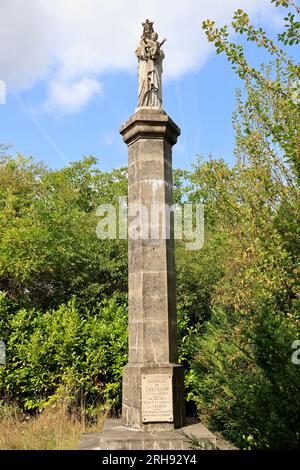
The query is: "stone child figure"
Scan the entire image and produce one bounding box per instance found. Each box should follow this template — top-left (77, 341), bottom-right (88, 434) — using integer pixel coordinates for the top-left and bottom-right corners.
top-left (135, 20), bottom-right (166, 108)
top-left (146, 32), bottom-right (166, 60)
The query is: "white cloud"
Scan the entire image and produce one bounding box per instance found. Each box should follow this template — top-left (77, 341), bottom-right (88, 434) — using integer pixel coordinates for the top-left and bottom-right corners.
top-left (0, 0), bottom-right (280, 113)
top-left (46, 77), bottom-right (101, 113)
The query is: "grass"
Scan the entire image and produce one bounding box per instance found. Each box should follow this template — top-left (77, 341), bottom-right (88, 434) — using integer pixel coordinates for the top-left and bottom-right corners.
top-left (0, 401), bottom-right (106, 450)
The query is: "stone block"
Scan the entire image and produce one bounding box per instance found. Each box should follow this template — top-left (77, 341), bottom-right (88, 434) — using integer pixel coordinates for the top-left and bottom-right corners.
top-left (122, 363), bottom-right (185, 430)
top-left (142, 292), bottom-right (168, 320)
top-left (77, 418), bottom-right (217, 450)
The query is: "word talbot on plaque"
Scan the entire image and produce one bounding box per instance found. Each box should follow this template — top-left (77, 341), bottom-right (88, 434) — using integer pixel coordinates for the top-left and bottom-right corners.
top-left (142, 374), bottom-right (173, 423)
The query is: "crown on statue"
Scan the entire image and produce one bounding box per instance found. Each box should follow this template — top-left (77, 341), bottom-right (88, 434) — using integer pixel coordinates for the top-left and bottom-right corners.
top-left (142, 19), bottom-right (154, 29)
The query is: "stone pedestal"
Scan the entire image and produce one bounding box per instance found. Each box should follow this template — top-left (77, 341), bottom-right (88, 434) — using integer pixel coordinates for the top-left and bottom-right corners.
top-left (78, 419), bottom-right (217, 450)
top-left (119, 108), bottom-right (185, 432)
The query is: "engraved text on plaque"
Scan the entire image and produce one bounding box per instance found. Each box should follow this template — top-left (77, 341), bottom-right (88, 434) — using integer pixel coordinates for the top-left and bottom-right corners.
top-left (142, 374), bottom-right (173, 422)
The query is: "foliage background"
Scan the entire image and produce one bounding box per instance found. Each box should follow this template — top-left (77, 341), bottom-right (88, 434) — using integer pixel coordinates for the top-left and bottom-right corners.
top-left (0, 0), bottom-right (299, 450)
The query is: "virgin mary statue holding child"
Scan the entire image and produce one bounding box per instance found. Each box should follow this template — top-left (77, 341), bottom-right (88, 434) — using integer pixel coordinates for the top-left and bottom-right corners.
top-left (135, 20), bottom-right (166, 108)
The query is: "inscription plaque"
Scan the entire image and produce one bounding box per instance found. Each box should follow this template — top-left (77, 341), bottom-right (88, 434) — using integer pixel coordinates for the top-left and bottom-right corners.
top-left (142, 374), bottom-right (173, 422)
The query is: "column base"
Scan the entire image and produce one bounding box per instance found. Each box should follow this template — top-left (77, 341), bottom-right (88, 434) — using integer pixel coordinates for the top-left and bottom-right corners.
top-left (122, 362), bottom-right (186, 431)
top-left (77, 418), bottom-right (217, 450)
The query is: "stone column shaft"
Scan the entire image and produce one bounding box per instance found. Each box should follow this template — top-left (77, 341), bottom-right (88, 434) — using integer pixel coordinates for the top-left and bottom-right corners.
top-left (120, 108), bottom-right (185, 431)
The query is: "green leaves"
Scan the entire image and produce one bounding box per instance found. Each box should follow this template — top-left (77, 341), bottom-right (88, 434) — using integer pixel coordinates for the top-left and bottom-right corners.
top-left (0, 155), bottom-right (128, 310)
top-left (271, 0), bottom-right (293, 9)
top-left (0, 155), bottom-right (130, 413)
top-left (0, 297), bottom-right (128, 412)
top-left (195, 0), bottom-right (300, 449)
top-left (278, 12), bottom-right (300, 45)
top-left (202, 1), bottom-right (299, 99)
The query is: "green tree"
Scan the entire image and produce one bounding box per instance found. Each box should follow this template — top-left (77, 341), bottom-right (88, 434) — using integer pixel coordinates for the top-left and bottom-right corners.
top-left (188, 0), bottom-right (300, 449)
top-left (0, 154), bottom-right (128, 310)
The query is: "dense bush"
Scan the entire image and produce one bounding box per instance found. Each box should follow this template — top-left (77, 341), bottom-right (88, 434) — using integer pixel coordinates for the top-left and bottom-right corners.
top-left (191, 305), bottom-right (300, 449)
top-left (0, 295), bottom-right (128, 413)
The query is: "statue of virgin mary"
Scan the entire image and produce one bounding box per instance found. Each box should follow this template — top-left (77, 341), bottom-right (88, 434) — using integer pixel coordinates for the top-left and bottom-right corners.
top-left (135, 20), bottom-right (166, 108)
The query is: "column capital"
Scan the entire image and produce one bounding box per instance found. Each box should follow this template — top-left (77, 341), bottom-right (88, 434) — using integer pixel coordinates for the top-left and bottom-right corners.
top-left (120, 108), bottom-right (180, 146)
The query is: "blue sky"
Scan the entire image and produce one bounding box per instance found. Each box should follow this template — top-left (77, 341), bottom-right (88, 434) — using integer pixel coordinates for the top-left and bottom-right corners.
top-left (0, 0), bottom-right (289, 172)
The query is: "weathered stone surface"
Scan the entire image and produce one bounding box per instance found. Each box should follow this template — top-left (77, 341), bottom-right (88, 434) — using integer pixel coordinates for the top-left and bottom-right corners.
top-left (122, 363), bottom-right (185, 430)
top-left (120, 107), bottom-right (185, 432)
top-left (77, 419), bottom-right (217, 450)
top-left (77, 432), bottom-right (102, 451)
top-left (120, 109), bottom-right (180, 146)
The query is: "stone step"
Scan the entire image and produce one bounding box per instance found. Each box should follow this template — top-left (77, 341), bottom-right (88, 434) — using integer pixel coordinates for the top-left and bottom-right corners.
top-left (77, 418), bottom-right (217, 451)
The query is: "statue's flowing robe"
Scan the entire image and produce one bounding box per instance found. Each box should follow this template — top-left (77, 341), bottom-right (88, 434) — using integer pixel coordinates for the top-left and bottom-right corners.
top-left (137, 53), bottom-right (163, 107)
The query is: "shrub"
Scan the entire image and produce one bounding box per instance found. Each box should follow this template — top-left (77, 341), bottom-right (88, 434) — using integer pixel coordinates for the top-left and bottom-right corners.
top-left (192, 305), bottom-right (300, 449)
top-left (0, 296), bottom-right (128, 413)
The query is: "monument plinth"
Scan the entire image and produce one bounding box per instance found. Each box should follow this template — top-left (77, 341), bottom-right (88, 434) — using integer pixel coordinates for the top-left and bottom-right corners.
top-left (120, 108), bottom-right (185, 431)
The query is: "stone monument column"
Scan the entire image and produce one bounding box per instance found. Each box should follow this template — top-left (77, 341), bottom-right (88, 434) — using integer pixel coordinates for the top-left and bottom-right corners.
top-left (119, 20), bottom-right (186, 431)
top-left (78, 20), bottom-right (217, 450)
